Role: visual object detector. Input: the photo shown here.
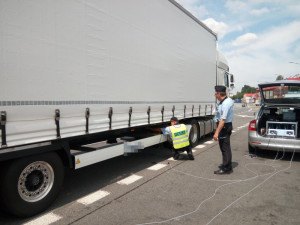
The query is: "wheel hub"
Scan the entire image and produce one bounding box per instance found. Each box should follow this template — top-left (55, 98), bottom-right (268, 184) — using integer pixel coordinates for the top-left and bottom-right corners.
top-left (18, 161), bottom-right (54, 202)
top-left (26, 170), bottom-right (44, 189)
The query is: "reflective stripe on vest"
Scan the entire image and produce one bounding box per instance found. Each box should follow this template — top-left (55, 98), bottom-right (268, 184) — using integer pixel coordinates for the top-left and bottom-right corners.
top-left (169, 124), bottom-right (190, 149)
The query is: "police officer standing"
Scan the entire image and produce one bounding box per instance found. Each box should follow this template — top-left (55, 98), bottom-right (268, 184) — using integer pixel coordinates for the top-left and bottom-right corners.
top-left (213, 86), bottom-right (234, 174)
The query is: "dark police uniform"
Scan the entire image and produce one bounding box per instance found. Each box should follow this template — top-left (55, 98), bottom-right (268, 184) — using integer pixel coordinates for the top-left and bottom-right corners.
top-left (214, 86), bottom-right (234, 173)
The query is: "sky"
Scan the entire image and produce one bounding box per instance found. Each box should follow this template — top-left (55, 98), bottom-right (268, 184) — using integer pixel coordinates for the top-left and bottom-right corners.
top-left (176, 0), bottom-right (300, 94)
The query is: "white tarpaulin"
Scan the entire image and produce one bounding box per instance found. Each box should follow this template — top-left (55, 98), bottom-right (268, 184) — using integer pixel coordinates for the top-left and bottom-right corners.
top-left (0, 0), bottom-right (217, 147)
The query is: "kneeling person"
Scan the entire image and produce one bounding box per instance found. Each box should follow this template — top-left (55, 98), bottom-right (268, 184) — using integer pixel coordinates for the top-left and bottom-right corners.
top-left (161, 117), bottom-right (194, 160)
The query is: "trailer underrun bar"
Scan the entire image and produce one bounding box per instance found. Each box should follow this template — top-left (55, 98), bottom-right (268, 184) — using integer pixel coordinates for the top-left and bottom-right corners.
top-left (73, 125), bottom-right (191, 169)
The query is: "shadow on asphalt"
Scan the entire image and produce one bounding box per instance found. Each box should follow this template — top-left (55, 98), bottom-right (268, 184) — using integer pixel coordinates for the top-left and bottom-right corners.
top-left (0, 135), bottom-right (215, 223)
top-left (232, 161), bottom-right (239, 169)
top-left (255, 150), bottom-right (300, 162)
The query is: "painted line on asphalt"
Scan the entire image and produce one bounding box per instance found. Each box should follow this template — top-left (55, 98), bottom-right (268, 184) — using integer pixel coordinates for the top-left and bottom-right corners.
top-left (117, 175), bottom-right (143, 185)
top-left (232, 131), bottom-right (236, 133)
top-left (23, 212), bottom-right (62, 225)
top-left (147, 163), bottom-right (167, 171)
top-left (237, 115), bottom-right (254, 118)
top-left (167, 157), bottom-right (175, 161)
top-left (204, 141), bottom-right (214, 144)
top-left (77, 190), bottom-right (110, 205)
top-left (194, 145), bottom-right (206, 149)
top-left (192, 149), bottom-right (197, 153)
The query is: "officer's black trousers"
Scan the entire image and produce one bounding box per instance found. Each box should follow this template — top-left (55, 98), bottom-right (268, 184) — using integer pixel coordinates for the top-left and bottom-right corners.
top-left (218, 122), bottom-right (232, 170)
top-left (174, 145), bottom-right (192, 154)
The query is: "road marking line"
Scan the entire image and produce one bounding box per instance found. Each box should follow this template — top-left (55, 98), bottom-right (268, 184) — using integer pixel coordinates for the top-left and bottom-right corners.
top-left (117, 174), bottom-right (142, 185)
top-left (167, 157), bottom-right (175, 161)
top-left (204, 141), bottom-right (214, 144)
top-left (237, 115), bottom-right (253, 118)
top-left (192, 150), bottom-right (197, 153)
top-left (77, 190), bottom-right (110, 205)
top-left (232, 131), bottom-right (236, 133)
top-left (194, 145), bottom-right (206, 149)
top-left (147, 163), bottom-right (167, 171)
top-left (23, 212), bottom-right (62, 225)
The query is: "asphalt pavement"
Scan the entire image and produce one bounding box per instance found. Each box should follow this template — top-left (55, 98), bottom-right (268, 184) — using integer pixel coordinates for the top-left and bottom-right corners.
top-left (1, 104), bottom-right (299, 225)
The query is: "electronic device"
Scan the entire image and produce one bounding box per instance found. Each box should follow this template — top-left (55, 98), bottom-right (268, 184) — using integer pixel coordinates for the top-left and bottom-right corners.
top-left (283, 111), bottom-right (296, 121)
top-left (266, 121), bottom-right (298, 138)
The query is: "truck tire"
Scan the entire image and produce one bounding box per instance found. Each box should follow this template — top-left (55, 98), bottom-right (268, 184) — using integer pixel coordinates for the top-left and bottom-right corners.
top-left (0, 152), bottom-right (64, 217)
top-left (189, 120), bottom-right (199, 148)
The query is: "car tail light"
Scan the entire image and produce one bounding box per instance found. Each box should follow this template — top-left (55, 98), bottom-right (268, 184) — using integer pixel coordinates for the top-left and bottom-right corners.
top-left (249, 120), bottom-right (256, 131)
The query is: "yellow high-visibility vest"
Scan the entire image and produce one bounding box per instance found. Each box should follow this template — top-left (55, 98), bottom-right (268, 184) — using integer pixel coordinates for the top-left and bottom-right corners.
top-left (169, 124), bottom-right (190, 149)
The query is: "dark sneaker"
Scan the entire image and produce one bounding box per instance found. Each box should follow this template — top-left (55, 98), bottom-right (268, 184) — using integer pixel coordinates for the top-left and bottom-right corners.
top-left (219, 164), bottom-right (232, 170)
top-left (214, 169), bottom-right (233, 175)
top-left (173, 152), bottom-right (180, 160)
top-left (187, 152), bottom-right (194, 160)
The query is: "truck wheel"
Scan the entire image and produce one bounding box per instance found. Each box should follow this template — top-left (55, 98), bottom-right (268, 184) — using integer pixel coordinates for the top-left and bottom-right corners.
top-left (0, 152), bottom-right (64, 217)
top-left (189, 120), bottom-right (199, 148)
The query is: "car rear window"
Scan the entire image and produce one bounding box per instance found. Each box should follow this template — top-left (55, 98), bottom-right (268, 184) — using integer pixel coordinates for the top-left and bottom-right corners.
top-left (261, 84), bottom-right (300, 104)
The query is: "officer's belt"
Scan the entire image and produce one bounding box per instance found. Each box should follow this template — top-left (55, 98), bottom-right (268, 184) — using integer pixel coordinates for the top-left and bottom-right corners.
top-left (216, 122), bottom-right (232, 125)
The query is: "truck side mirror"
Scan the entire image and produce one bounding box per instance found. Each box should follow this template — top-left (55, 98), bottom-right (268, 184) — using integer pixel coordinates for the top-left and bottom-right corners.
top-left (230, 74), bottom-right (234, 83)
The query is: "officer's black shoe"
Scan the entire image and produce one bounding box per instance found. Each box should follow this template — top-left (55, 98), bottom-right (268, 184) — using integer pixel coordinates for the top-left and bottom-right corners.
top-left (187, 152), bottom-right (194, 160)
top-left (173, 152), bottom-right (180, 160)
top-left (214, 168), bottom-right (233, 175)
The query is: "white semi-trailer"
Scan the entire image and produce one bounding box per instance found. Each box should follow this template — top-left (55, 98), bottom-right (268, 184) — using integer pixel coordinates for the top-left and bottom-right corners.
top-left (0, 0), bottom-right (234, 217)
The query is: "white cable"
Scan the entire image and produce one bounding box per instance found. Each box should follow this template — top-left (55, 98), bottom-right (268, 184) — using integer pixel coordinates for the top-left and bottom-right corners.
top-left (206, 149), bottom-right (295, 225)
top-left (137, 136), bottom-right (296, 225)
top-left (206, 137), bottom-right (295, 225)
top-left (136, 161), bottom-right (277, 225)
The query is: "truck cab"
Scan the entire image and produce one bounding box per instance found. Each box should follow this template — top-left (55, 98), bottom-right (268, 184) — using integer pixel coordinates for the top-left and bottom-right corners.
top-left (217, 50), bottom-right (234, 94)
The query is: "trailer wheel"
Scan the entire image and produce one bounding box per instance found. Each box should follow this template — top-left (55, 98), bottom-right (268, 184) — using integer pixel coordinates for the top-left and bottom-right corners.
top-left (0, 152), bottom-right (64, 217)
top-left (189, 120), bottom-right (199, 148)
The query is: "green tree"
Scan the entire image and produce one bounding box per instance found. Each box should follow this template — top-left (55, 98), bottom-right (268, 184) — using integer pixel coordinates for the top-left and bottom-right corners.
top-left (276, 75), bottom-right (284, 80)
top-left (232, 92), bottom-right (244, 100)
top-left (241, 85), bottom-right (257, 94)
top-left (232, 85), bottom-right (257, 100)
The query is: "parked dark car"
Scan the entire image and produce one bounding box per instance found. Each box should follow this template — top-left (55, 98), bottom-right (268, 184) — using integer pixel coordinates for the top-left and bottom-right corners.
top-left (248, 80), bottom-right (300, 154)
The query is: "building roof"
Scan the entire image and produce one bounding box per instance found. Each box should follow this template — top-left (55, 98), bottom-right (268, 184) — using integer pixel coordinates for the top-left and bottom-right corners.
top-left (286, 74), bottom-right (300, 81)
top-left (244, 93), bottom-right (255, 97)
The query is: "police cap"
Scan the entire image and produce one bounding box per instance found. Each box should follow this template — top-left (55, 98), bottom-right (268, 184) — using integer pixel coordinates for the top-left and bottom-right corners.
top-left (215, 85), bottom-right (226, 93)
